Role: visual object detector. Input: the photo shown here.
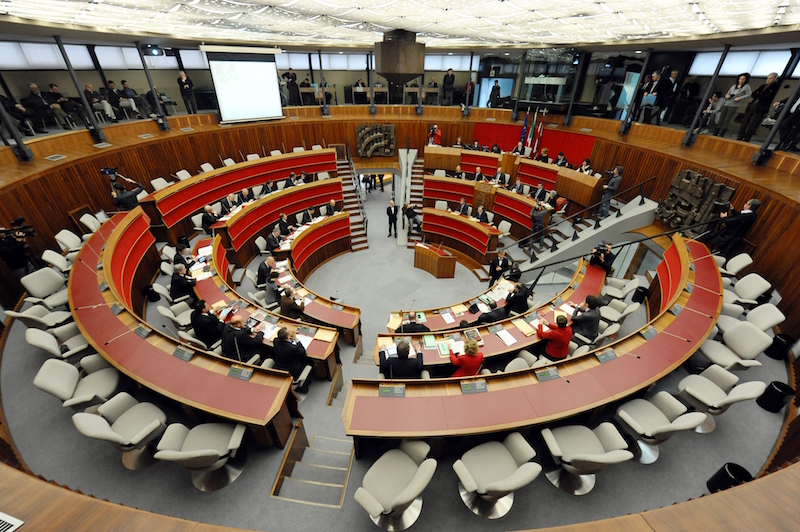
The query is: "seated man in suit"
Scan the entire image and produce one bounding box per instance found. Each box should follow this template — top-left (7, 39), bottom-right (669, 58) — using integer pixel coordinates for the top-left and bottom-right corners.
top-left (237, 187), bottom-right (255, 204)
top-left (569, 295), bottom-right (602, 342)
top-left (452, 164), bottom-right (466, 180)
top-left (201, 204), bottom-right (219, 234)
top-left (473, 166), bottom-right (484, 181)
top-left (257, 256), bottom-right (278, 287)
top-left (379, 339), bottom-right (423, 379)
top-left (510, 141), bottom-right (525, 155)
top-left (449, 197), bottom-right (470, 216)
top-left (278, 213), bottom-right (295, 236)
top-left (300, 207), bottom-right (314, 225)
top-left (488, 250), bottom-right (509, 286)
top-left (554, 152), bottom-right (570, 167)
top-left (323, 199), bottom-right (338, 216)
top-left (266, 225), bottom-right (282, 252)
top-left (145, 86), bottom-right (172, 116)
top-left (260, 181), bottom-right (274, 197)
top-left (474, 204), bottom-right (489, 224)
top-left (477, 300), bottom-right (507, 324)
top-left (170, 264), bottom-right (196, 302)
top-left (298, 171), bottom-right (309, 184)
top-left (396, 313), bottom-right (430, 333)
top-left (531, 182), bottom-right (548, 202)
top-left (284, 172), bottom-right (297, 189)
top-left (273, 327), bottom-right (312, 390)
top-left (512, 179), bottom-right (526, 195)
top-left (280, 285), bottom-right (305, 319)
top-left (505, 283), bottom-right (531, 315)
top-left (26, 83), bottom-right (69, 128)
top-left (190, 299), bottom-right (224, 348)
top-left (491, 167), bottom-right (506, 186)
top-left (220, 193), bottom-right (239, 215)
top-left (173, 244), bottom-right (196, 269)
top-left (84, 83), bottom-right (117, 122)
top-left (106, 80), bottom-right (142, 119)
top-left (221, 314), bottom-right (266, 364)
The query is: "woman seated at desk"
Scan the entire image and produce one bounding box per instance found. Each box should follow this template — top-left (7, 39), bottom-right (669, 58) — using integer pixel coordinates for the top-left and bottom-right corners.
top-left (450, 338), bottom-right (484, 377)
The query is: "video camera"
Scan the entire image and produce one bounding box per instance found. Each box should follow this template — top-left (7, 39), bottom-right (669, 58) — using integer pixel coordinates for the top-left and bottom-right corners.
top-left (592, 240), bottom-right (607, 257)
top-left (604, 169), bottom-right (615, 175)
top-left (713, 200), bottom-right (731, 214)
top-left (100, 167), bottom-right (119, 184)
top-left (0, 217), bottom-right (35, 239)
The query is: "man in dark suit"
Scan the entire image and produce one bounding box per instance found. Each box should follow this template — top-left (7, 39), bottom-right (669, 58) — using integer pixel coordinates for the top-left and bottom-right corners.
top-left (266, 226), bottom-right (282, 251)
top-left (145, 86), bottom-right (171, 116)
top-left (221, 315), bottom-right (266, 364)
top-left (260, 181), bottom-right (274, 196)
top-left (505, 283), bottom-right (531, 315)
top-left (512, 180), bottom-right (526, 194)
top-left (452, 198), bottom-right (470, 216)
top-left (396, 314), bottom-right (430, 333)
top-left (107, 80), bottom-right (142, 119)
top-left (709, 198), bottom-right (761, 257)
top-left (300, 207), bottom-right (314, 225)
top-left (531, 182), bottom-right (548, 202)
top-left (173, 244), bottom-right (196, 269)
top-left (84, 82), bottom-right (117, 122)
top-left (273, 327), bottom-right (312, 388)
top-left (257, 256), bottom-right (277, 287)
top-left (379, 340), bottom-right (423, 379)
top-left (473, 166), bottom-right (485, 181)
top-left (589, 241), bottom-right (615, 275)
top-left (201, 205), bottom-right (219, 234)
top-left (284, 172), bottom-right (297, 189)
top-left (26, 82), bottom-right (69, 129)
top-left (278, 213), bottom-right (295, 236)
top-left (489, 250), bottom-right (509, 286)
top-left (170, 264), bottom-right (196, 302)
top-left (323, 199), bottom-right (338, 216)
top-left (511, 141), bottom-right (525, 155)
top-left (280, 286), bottom-right (305, 319)
top-left (477, 301), bottom-right (507, 324)
top-left (491, 167), bottom-right (506, 186)
top-left (190, 299), bottom-right (224, 348)
top-left (569, 296), bottom-right (602, 342)
top-left (387, 200), bottom-right (398, 237)
top-left (475, 205), bottom-right (489, 224)
top-left (220, 193), bottom-right (239, 215)
top-left (111, 175), bottom-right (146, 210)
top-left (237, 187), bottom-right (255, 204)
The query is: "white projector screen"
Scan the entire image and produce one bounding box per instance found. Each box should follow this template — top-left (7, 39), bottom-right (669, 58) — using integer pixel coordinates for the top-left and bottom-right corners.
top-left (207, 52), bottom-right (283, 123)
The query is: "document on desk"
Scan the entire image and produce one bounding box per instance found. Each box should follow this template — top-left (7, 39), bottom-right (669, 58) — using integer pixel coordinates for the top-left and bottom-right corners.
top-left (415, 312), bottom-right (427, 323)
top-left (496, 329), bottom-right (517, 346)
top-left (451, 303), bottom-right (469, 315)
top-left (559, 303), bottom-right (577, 315)
top-left (441, 311), bottom-right (455, 324)
top-left (197, 245), bottom-right (213, 257)
top-left (512, 318), bottom-right (535, 336)
top-left (296, 334), bottom-right (314, 350)
top-left (278, 274), bottom-right (293, 285)
top-left (436, 340), bottom-right (451, 358)
top-left (477, 302), bottom-right (491, 314)
top-left (386, 314), bottom-right (402, 331)
top-left (423, 334), bottom-right (437, 350)
top-left (314, 328), bottom-right (337, 342)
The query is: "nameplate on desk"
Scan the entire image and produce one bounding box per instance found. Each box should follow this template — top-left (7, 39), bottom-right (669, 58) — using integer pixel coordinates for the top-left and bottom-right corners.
top-left (180, 127), bottom-right (195, 132)
top-left (98, 281), bottom-right (108, 292)
top-left (45, 153), bottom-right (66, 161)
top-left (485, 117), bottom-right (497, 122)
top-left (487, 324), bottom-right (504, 334)
top-left (460, 379), bottom-right (487, 394)
top-left (596, 349), bottom-right (617, 364)
top-left (378, 384), bottom-right (406, 397)
top-left (535, 367), bottom-right (560, 382)
top-left (331, 304), bottom-right (344, 311)
top-left (642, 326), bottom-right (658, 341)
top-left (138, 133), bottom-right (154, 139)
top-left (306, 293), bottom-right (317, 301)
top-left (554, 297), bottom-right (564, 307)
top-left (220, 283), bottom-right (229, 292)
top-left (96, 261), bottom-right (103, 270)
top-left (133, 325), bottom-right (151, 338)
top-left (173, 346), bottom-right (195, 362)
top-left (297, 325), bottom-right (318, 337)
top-left (689, 262), bottom-right (695, 271)
top-left (93, 142), bottom-right (112, 148)
top-left (110, 303), bottom-right (124, 315)
top-left (289, 116), bottom-right (300, 120)
top-left (671, 305), bottom-right (682, 316)
top-left (265, 314), bottom-right (280, 324)
top-left (234, 299), bottom-right (248, 308)
top-left (228, 365), bottom-right (253, 381)
top-left (685, 284), bottom-right (694, 294)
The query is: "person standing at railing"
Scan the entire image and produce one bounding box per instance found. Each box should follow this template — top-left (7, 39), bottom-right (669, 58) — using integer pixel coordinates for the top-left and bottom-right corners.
top-left (598, 165), bottom-right (622, 218)
top-left (714, 73), bottom-right (752, 138)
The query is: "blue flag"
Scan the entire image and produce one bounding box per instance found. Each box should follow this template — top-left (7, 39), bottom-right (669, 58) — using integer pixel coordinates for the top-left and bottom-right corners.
top-left (520, 108), bottom-right (530, 143)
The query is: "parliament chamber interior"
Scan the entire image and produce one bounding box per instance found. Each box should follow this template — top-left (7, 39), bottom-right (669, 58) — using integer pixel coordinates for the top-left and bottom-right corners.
top-left (2, 2), bottom-right (800, 531)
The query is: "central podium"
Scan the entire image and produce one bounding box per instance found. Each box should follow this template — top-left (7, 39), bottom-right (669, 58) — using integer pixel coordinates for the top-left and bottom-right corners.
top-left (414, 243), bottom-right (456, 278)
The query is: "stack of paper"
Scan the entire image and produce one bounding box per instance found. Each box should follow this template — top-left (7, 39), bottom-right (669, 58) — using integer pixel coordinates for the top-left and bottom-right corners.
top-left (275, 259), bottom-right (290, 271)
top-left (303, 297), bottom-right (314, 306)
top-left (496, 329), bottom-right (517, 346)
top-left (314, 328), bottom-right (337, 342)
top-left (189, 262), bottom-right (206, 272)
top-left (477, 302), bottom-right (491, 314)
top-left (450, 339), bottom-right (465, 355)
top-left (197, 245), bottom-right (213, 257)
top-left (296, 334), bottom-right (314, 350)
top-left (278, 275), bottom-right (293, 285)
top-left (423, 335), bottom-right (436, 349)
top-left (436, 341), bottom-right (451, 357)
top-left (512, 318), bottom-right (535, 336)
top-left (386, 315), bottom-right (402, 331)
top-left (262, 322), bottom-right (279, 340)
top-left (451, 304), bottom-right (468, 315)
top-left (441, 312), bottom-right (455, 324)
top-left (559, 303), bottom-right (577, 315)
top-left (193, 271), bottom-right (213, 281)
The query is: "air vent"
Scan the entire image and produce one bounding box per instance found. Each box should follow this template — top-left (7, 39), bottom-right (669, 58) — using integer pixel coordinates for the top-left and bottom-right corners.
top-left (0, 511), bottom-right (24, 532)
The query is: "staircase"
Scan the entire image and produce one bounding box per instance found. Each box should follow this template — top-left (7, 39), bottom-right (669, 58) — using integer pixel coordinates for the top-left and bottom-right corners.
top-left (337, 160), bottom-right (368, 252)
top-left (272, 421), bottom-right (353, 508)
top-left (406, 158), bottom-right (425, 248)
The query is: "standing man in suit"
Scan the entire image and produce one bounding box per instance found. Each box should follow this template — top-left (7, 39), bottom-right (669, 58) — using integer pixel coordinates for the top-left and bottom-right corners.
top-left (221, 315), bottom-right (266, 364)
top-left (530, 202), bottom-right (547, 247)
top-left (442, 68), bottom-right (455, 106)
top-left (709, 198), bottom-right (761, 257)
top-left (190, 299), bottom-right (224, 348)
top-left (473, 166), bottom-right (484, 181)
top-left (489, 250), bottom-right (509, 286)
top-left (278, 213), bottom-right (295, 236)
top-left (324, 199), bottom-right (338, 216)
top-left (273, 327), bottom-right (312, 389)
top-left (598, 165), bottom-right (622, 218)
top-left (266, 226), bottom-right (282, 251)
top-left (282, 68), bottom-right (301, 106)
top-left (387, 200), bottom-right (398, 237)
top-left (170, 264), bottom-right (196, 302)
top-left (489, 80), bottom-right (501, 108)
top-left (220, 193), bottom-right (238, 215)
top-left (379, 339), bottom-right (423, 379)
top-left (505, 283), bottom-right (531, 315)
top-left (201, 205), bottom-right (219, 234)
top-left (177, 71), bottom-right (197, 114)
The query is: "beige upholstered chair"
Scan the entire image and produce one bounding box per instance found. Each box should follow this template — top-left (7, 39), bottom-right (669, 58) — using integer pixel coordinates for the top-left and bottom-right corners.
top-left (676, 364), bottom-right (767, 433)
top-left (72, 392), bottom-right (167, 470)
top-left (246, 153), bottom-right (260, 161)
top-left (600, 278), bottom-right (639, 300)
top-left (41, 249), bottom-right (72, 274)
top-left (452, 432), bottom-right (541, 519)
top-left (25, 325), bottom-right (89, 359)
top-left (615, 391), bottom-right (707, 464)
top-left (715, 253), bottom-right (753, 277)
top-left (79, 213), bottom-right (102, 232)
top-left (155, 422), bottom-right (248, 491)
top-left (222, 157), bottom-right (236, 166)
top-left (541, 422), bottom-right (633, 495)
top-left (20, 268), bottom-right (69, 310)
top-left (723, 273), bottom-right (771, 306)
top-left (6, 304), bottom-right (71, 330)
top-left (354, 440), bottom-right (437, 530)
top-left (698, 321), bottom-right (772, 371)
top-left (600, 300), bottom-right (640, 323)
top-left (175, 169), bottom-right (192, 181)
top-left (199, 162), bottom-right (215, 173)
top-left (34, 356), bottom-right (120, 410)
top-left (151, 177), bottom-right (173, 190)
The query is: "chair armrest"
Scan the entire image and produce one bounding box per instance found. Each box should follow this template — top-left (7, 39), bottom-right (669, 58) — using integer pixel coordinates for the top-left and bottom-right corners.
top-left (682, 386), bottom-right (715, 409)
top-left (228, 423), bottom-right (247, 451)
top-left (391, 458), bottom-right (436, 509)
top-left (606, 278), bottom-right (626, 289)
top-left (718, 381), bottom-right (767, 408)
top-left (129, 419), bottom-right (165, 446)
top-left (400, 440), bottom-right (431, 465)
top-left (571, 450), bottom-right (633, 469)
top-left (453, 459), bottom-right (478, 493)
top-left (484, 462), bottom-right (542, 496)
top-left (594, 422), bottom-right (628, 451)
top-left (617, 409), bottom-right (646, 438)
top-left (156, 423), bottom-right (190, 452)
top-left (246, 354), bottom-right (261, 365)
top-left (72, 412), bottom-right (124, 444)
top-left (63, 393), bottom-right (104, 409)
top-left (504, 432), bottom-right (536, 465)
top-left (354, 487), bottom-right (385, 518)
top-left (653, 412), bottom-right (708, 436)
top-left (541, 428), bottom-right (563, 459)
top-left (23, 296), bottom-right (44, 305)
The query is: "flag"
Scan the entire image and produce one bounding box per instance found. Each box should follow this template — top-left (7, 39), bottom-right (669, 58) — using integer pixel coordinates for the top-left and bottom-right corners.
top-left (526, 109), bottom-right (536, 148)
top-left (520, 108), bottom-right (530, 143)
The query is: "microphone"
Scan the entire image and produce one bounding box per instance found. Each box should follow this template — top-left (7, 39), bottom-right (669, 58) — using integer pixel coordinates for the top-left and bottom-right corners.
top-left (682, 306), bottom-right (714, 319)
top-left (104, 328), bottom-right (135, 345)
top-left (73, 301), bottom-right (115, 310)
top-left (161, 324), bottom-right (181, 342)
top-left (239, 150), bottom-right (245, 162)
top-left (660, 330), bottom-right (692, 343)
top-left (77, 257), bottom-right (100, 274)
top-left (217, 154), bottom-right (224, 166)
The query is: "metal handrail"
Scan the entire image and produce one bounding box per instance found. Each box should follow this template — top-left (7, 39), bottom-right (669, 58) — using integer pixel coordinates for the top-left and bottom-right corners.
top-left (345, 141), bottom-right (367, 236)
top-left (522, 175), bottom-right (659, 252)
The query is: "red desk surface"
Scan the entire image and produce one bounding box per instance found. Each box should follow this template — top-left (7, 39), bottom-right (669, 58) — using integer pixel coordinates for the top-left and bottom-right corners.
top-left (304, 301), bottom-right (358, 329)
top-left (442, 387), bottom-right (536, 430)
top-left (349, 396), bottom-right (448, 432)
top-left (522, 371), bottom-right (610, 418)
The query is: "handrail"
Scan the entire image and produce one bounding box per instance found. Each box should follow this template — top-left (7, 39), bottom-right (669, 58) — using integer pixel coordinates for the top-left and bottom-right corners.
top-left (521, 174), bottom-right (659, 252)
top-left (345, 141), bottom-right (368, 237)
top-left (523, 218), bottom-right (717, 291)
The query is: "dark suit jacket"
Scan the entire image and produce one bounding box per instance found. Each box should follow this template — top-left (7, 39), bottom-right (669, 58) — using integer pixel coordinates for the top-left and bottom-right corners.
top-left (379, 353), bottom-right (423, 379)
top-left (220, 197), bottom-right (238, 215)
top-left (170, 272), bottom-right (196, 300)
top-left (476, 211), bottom-right (489, 223)
top-left (280, 295), bottom-right (305, 319)
top-left (477, 307), bottom-right (507, 324)
top-left (301, 210), bottom-right (313, 224)
top-left (256, 261), bottom-right (274, 287)
top-left (266, 233), bottom-right (281, 251)
top-left (454, 203), bottom-right (470, 215)
top-left (261, 183), bottom-right (274, 195)
top-left (505, 288), bottom-right (530, 315)
top-left (489, 256), bottom-right (509, 281)
top-left (720, 210), bottom-right (757, 239)
top-left (278, 219), bottom-right (293, 236)
top-left (324, 204), bottom-right (337, 216)
top-left (273, 337), bottom-right (309, 379)
top-left (474, 172), bottom-right (484, 181)
top-left (112, 182), bottom-right (145, 210)
top-left (396, 322), bottom-right (430, 334)
top-left (571, 307), bottom-right (601, 340)
top-left (532, 187), bottom-right (548, 202)
top-left (284, 177), bottom-right (296, 189)
top-left (237, 191), bottom-right (254, 204)
top-left (190, 310), bottom-right (224, 347)
top-left (107, 89), bottom-right (126, 108)
top-left (387, 205), bottom-right (398, 221)
top-left (173, 252), bottom-right (195, 269)
top-left (493, 172), bottom-right (506, 185)
top-left (220, 324), bottom-right (264, 363)
top-left (84, 89), bottom-right (105, 104)
top-left (651, 77), bottom-right (673, 107)
top-left (201, 212), bottom-right (218, 233)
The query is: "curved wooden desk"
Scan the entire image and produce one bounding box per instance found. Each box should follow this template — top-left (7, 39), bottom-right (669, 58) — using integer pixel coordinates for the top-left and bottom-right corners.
top-left (414, 243), bottom-right (456, 279)
top-left (345, 236), bottom-right (719, 455)
top-left (421, 207), bottom-right (501, 264)
top-left (288, 212), bottom-right (352, 282)
top-left (70, 212), bottom-right (296, 447)
top-left (140, 148), bottom-right (338, 243)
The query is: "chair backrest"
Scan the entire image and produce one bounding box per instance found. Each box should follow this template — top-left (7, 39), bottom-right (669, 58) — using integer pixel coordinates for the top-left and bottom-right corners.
top-left (41, 249), bottom-right (69, 272)
top-left (80, 213), bottom-right (101, 232)
top-left (6, 309), bottom-right (48, 329)
top-left (724, 253), bottom-right (753, 276)
top-left (595, 323), bottom-right (620, 344)
top-left (434, 200), bottom-right (448, 211)
top-left (151, 283), bottom-right (172, 302)
top-left (175, 169), bottom-right (192, 181)
top-left (248, 291), bottom-right (267, 307)
top-left (252, 185), bottom-right (263, 197)
top-left (524, 147), bottom-right (533, 157)
top-left (157, 306), bottom-right (180, 326)
top-left (295, 213), bottom-right (304, 225)
top-left (276, 180), bottom-right (286, 190)
top-left (191, 213), bottom-right (204, 229)
top-left (433, 169), bottom-right (446, 177)
top-left (618, 302), bottom-right (640, 321)
top-left (622, 278), bottom-right (640, 296)
top-left (25, 328), bottom-right (61, 356)
top-left (572, 345), bottom-right (591, 357)
top-left (211, 201), bottom-right (222, 215)
top-left (136, 190), bottom-right (149, 201)
top-left (497, 220), bottom-right (511, 234)
top-left (746, 303), bottom-right (785, 331)
top-left (699, 364), bottom-right (739, 393)
top-left (21, 268), bottom-right (65, 298)
top-left (467, 206), bottom-right (473, 217)
top-left (311, 144), bottom-right (323, 150)
top-left (522, 185), bottom-right (531, 196)
top-left (255, 236), bottom-right (268, 253)
top-left (178, 331), bottom-right (208, 350)
top-left (292, 146), bottom-right (305, 153)
top-left (486, 212), bottom-right (494, 223)
top-left (270, 149), bottom-right (282, 156)
top-left (504, 357), bottom-right (530, 373)
top-left (200, 162), bottom-right (214, 173)
top-left (735, 273), bottom-right (771, 300)
top-left (244, 269), bottom-right (257, 285)
top-left (95, 211), bottom-right (109, 223)
top-left (151, 177), bottom-right (170, 191)
top-left (317, 171), bottom-right (330, 181)
top-left (161, 245), bottom-right (176, 262)
top-left (389, 458), bottom-right (437, 515)
top-left (223, 158), bottom-right (236, 167)
top-left (246, 153), bottom-right (260, 161)
top-left (160, 262), bottom-right (173, 276)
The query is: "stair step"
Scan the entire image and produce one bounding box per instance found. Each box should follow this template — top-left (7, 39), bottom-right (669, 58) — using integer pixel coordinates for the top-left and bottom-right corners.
top-left (301, 447), bottom-right (352, 468)
top-left (290, 462), bottom-right (349, 485)
top-left (277, 477), bottom-right (344, 506)
top-left (310, 436), bottom-right (353, 453)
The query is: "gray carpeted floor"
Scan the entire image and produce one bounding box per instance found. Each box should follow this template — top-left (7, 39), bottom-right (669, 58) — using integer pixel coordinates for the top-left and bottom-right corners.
top-left (1, 186), bottom-right (788, 531)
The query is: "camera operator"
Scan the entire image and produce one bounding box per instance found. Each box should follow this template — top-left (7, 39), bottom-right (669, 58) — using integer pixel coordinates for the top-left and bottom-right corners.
top-left (107, 169), bottom-right (145, 210)
top-left (708, 198), bottom-right (761, 258)
top-left (427, 124), bottom-right (441, 146)
top-left (0, 220), bottom-right (36, 278)
top-left (589, 241), bottom-right (615, 275)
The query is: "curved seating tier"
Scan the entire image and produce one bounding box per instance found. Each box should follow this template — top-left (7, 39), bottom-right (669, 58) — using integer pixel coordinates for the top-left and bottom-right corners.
top-left (459, 150), bottom-right (502, 174)
top-left (421, 208), bottom-right (501, 264)
top-left (516, 158), bottom-right (558, 190)
top-left (69, 213), bottom-right (296, 447)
